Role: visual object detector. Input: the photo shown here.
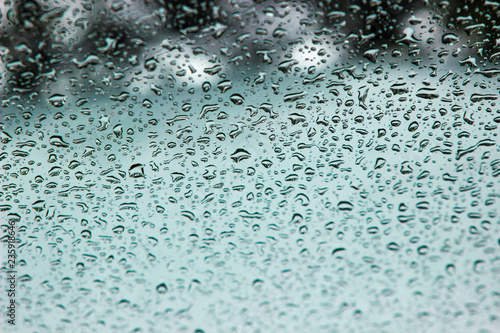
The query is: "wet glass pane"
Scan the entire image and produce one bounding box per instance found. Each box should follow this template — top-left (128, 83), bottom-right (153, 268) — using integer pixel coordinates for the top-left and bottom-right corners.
top-left (1, 0), bottom-right (499, 332)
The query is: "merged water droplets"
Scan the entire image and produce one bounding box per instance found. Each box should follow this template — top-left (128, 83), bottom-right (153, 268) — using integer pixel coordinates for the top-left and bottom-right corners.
top-left (230, 148), bottom-right (251, 162)
top-left (416, 87), bottom-right (439, 99)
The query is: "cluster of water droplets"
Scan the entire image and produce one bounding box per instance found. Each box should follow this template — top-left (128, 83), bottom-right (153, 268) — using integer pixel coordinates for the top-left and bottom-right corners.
top-left (0, 0), bottom-right (499, 332)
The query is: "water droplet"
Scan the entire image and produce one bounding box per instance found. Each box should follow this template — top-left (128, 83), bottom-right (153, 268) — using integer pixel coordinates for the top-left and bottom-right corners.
top-left (442, 33), bottom-right (459, 45)
top-left (48, 94), bottom-right (67, 107)
top-left (156, 283), bottom-right (168, 294)
top-left (338, 201), bottom-right (354, 211)
top-left (230, 149), bottom-right (251, 162)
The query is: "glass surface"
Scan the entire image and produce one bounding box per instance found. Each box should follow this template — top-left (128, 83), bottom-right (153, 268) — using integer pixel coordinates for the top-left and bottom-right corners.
top-left (1, 0), bottom-right (499, 332)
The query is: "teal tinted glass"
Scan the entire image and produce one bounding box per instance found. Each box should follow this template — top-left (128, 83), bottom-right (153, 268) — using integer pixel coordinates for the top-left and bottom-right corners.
top-left (1, 1), bottom-right (499, 332)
